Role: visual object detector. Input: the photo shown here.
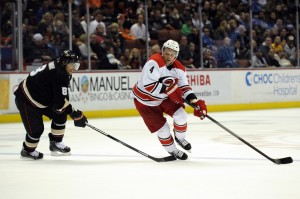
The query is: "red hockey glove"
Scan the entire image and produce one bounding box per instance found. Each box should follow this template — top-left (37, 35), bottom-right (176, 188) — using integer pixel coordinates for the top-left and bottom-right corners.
top-left (192, 99), bottom-right (207, 120)
top-left (165, 84), bottom-right (184, 106)
top-left (69, 110), bottom-right (88, 127)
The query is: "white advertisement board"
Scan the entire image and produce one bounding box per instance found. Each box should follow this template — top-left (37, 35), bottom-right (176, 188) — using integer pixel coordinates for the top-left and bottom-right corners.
top-left (1, 69), bottom-right (300, 114)
top-left (233, 70), bottom-right (300, 103)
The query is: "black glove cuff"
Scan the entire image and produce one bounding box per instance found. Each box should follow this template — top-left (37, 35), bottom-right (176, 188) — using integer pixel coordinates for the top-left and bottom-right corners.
top-left (185, 93), bottom-right (197, 102)
top-left (69, 110), bottom-right (82, 120)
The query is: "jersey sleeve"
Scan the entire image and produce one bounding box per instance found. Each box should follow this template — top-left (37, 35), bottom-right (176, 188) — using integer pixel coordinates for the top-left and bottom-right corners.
top-left (175, 63), bottom-right (195, 100)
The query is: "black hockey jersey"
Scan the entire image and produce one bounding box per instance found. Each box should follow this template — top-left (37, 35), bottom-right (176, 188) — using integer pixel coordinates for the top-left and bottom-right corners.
top-left (14, 61), bottom-right (71, 112)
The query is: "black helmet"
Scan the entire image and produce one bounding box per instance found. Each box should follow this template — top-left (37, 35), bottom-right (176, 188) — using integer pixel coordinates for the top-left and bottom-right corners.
top-left (58, 50), bottom-right (80, 70)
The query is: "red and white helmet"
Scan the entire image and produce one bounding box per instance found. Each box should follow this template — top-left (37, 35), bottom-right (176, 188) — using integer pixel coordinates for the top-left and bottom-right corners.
top-left (162, 39), bottom-right (180, 58)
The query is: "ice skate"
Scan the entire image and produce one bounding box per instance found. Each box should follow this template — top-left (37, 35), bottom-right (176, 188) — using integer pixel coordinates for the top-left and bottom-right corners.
top-left (20, 149), bottom-right (43, 160)
top-left (49, 141), bottom-right (71, 156)
top-left (175, 136), bottom-right (192, 152)
top-left (169, 148), bottom-right (188, 160)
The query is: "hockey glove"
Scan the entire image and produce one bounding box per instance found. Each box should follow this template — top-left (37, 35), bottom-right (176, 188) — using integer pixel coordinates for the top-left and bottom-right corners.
top-left (192, 99), bottom-right (207, 120)
top-left (69, 110), bottom-right (88, 127)
top-left (165, 84), bottom-right (184, 106)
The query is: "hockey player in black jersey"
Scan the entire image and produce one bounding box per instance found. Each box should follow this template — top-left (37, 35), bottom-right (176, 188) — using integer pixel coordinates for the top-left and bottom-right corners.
top-left (14, 50), bottom-right (88, 160)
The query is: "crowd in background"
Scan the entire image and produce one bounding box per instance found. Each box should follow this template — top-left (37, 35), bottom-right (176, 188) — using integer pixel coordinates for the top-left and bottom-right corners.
top-left (0, 0), bottom-right (299, 70)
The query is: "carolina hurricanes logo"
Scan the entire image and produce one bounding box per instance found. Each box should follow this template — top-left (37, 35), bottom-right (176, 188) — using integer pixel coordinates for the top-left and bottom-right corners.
top-left (160, 76), bottom-right (177, 86)
top-left (159, 76), bottom-right (178, 94)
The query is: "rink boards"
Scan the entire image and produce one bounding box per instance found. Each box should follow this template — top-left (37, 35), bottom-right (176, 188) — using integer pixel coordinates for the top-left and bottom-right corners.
top-left (0, 68), bottom-right (300, 123)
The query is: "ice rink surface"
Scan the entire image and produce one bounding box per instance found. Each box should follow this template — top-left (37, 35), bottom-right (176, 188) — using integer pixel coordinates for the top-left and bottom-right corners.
top-left (0, 108), bottom-right (299, 199)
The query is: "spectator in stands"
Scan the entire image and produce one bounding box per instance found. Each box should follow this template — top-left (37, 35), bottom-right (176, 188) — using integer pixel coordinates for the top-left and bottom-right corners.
top-left (36, 12), bottom-right (53, 35)
top-left (112, 38), bottom-right (123, 59)
top-left (271, 36), bottom-right (283, 54)
top-left (228, 18), bottom-right (238, 44)
top-left (284, 35), bottom-right (296, 65)
top-left (129, 48), bottom-right (142, 69)
top-left (277, 50), bottom-right (293, 67)
top-left (201, 13), bottom-right (212, 29)
top-left (217, 37), bottom-right (236, 68)
top-left (213, 2), bottom-right (230, 29)
top-left (117, 14), bottom-right (134, 41)
top-left (266, 11), bottom-right (277, 28)
top-left (44, 24), bottom-right (54, 40)
top-left (71, 10), bottom-right (85, 38)
top-left (48, 32), bottom-right (67, 58)
top-left (53, 19), bottom-right (69, 42)
top-left (252, 49), bottom-right (267, 67)
top-left (178, 35), bottom-right (189, 57)
top-left (202, 26), bottom-right (215, 50)
top-left (24, 33), bottom-right (56, 64)
top-left (89, 10), bottom-right (106, 36)
top-left (191, 13), bottom-right (201, 29)
top-left (22, 24), bottom-right (33, 49)
top-left (90, 34), bottom-right (117, 70)
top-left (214, 20), bottom-right (230, 40)
top-left (259, 36), bottom-right (272, 57)
top-left (179, 5), bottom-right (192, 24)
top-left (35, 0), bottom-right (52, 24)
top-left (234, 40), bottom-right (250, 60)
top-left (130, 14), bottom-right (150, 43)
top-left (180, 42), bottom-right (199, 69)
top-left (106, 22), bottom-right (123, 48)
top-left (203, 48), bottom-right (216, 68)
top-left (202, 1), bottom-right (211, 17)
top-left (120, 48), bottom-right (131, 69)
top-left (188, 26), bottom-right (200, 53)
top-left (265, 48), bottom-right (280, 67)
top-left (106, 46), bottom-right (122, 69)
top-left (80, 14), bottom-right (88, 33)
top-left (76, 34), bottom-right (97, 60)
top-left (94, 24), bottom-right (107, 44)
top-left (148, 9), bottom-right (166, 39)
top-left (1, 2), bottom-right (13, 38)
top-left (168, 7), bottom-right (182, 30)
top-left (181, 18), bottom-right (192, 36)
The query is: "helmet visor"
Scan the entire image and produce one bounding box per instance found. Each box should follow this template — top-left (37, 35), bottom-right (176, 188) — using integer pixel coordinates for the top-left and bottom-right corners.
top-left (74, 62), bottom-right (80, 70)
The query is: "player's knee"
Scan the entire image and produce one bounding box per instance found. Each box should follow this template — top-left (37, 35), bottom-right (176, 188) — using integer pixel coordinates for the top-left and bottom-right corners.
top-left (155, 121), bottom-right (170, 138)
top-left (173, 108), bottom-right (187, 124)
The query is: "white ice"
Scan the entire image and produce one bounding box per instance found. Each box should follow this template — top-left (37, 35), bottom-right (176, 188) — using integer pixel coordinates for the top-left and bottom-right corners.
top-left (0, 108), bottom-right (299, 199)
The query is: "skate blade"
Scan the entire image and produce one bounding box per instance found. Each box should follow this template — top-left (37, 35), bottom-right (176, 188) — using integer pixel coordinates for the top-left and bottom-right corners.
top-left (50, 151), bottom-right (71, 156)
top-left (186, 149), bottom-right (192, 153)
top-left (20, 156), bottom-right (42, 160)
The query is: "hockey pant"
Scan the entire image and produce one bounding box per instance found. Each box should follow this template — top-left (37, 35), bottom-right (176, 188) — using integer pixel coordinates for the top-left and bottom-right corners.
top-left (134, 98), bottom-right (188, 152)
top-left (15, 97), bottom-right (67, 152)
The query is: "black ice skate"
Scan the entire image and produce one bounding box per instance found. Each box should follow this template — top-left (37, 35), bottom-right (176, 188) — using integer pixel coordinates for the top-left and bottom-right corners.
top-left (169, 149), bottom-right (188, 160)
top-left (20, 149), bottom-right (43, 160)
top-left (175, 136), bottom-right (192, 152)
top-left (49, 141), bottom-right (71, 156)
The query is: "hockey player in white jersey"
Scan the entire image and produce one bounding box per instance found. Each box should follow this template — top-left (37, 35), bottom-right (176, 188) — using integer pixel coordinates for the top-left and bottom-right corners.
top-left (132, 39), bottom-right (207, 160)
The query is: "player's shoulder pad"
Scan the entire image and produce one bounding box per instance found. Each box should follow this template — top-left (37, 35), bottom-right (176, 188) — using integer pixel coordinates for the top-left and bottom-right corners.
top-left (172, 59), bottom-right (186, 72)
top-left (148, 53), bottom-right (165, 68)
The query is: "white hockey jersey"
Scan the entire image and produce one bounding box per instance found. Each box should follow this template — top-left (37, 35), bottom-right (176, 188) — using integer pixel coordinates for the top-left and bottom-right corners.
top-left (132, 53), bottom-right (194, 106)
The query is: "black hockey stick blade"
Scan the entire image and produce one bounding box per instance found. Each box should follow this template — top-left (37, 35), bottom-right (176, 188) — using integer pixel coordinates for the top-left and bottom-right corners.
top-left (86, 123), bottom-right (176, 162)
top-left (206, 115), bottom-right (293, 165)
top-left (274, 157), bottom-right (293, 165)
top-left (152, 155), bottom-right (177, 162)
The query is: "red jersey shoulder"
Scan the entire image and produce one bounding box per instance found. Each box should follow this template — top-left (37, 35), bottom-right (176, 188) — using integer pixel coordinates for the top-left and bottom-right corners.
top-left (173, 60), bottom-right (186, 72)
top-left (148, 53), bottom-right (165, 68)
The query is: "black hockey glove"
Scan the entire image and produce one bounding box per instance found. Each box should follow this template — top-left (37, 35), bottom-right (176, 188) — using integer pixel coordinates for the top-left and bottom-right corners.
top-left (69, 110), bottom-right (88, 128)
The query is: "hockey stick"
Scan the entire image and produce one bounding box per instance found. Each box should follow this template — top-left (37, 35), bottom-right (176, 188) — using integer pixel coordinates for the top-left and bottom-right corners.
top-left (206, 115), bottom-right (293, 165)
top-left (86, 123), bottom-right (176, 162)
top-left (184, 99), bottom-right (293, 164)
